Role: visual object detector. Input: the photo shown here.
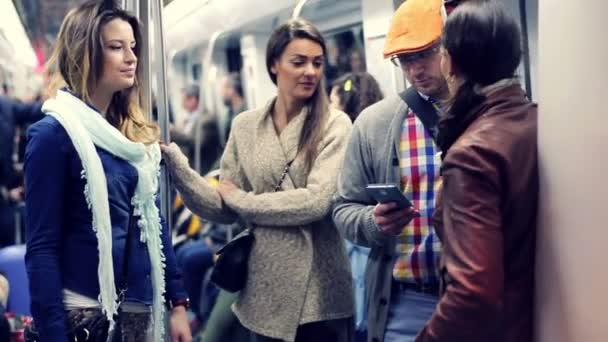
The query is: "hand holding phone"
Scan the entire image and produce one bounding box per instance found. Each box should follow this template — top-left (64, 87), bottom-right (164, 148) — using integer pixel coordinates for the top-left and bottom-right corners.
top-left (365, 184), bottom-right (413, 209)
top-left (366, 184), bottom-right (419, 235)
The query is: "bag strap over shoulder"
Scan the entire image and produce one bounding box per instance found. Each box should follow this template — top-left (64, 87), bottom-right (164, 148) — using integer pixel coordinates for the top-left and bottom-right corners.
top-left (249, 160), bottom-right (292, 232)
top-left (399, 87), bottom-right (441, 143)
top-left (274, 161), bottom-right (293, 192)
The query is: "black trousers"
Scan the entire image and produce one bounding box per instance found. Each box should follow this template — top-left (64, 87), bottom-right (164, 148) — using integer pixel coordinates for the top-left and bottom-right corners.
top-left (252, 318), bottom-right (353, 342)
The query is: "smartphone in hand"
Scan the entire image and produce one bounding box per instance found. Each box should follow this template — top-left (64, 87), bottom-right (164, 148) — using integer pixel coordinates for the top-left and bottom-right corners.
top-left (365, 184), bottom-right (413, 209)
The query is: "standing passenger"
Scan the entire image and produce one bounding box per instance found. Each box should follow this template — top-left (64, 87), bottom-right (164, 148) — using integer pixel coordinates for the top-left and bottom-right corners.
top-left (161, 18), bottom-right (354, 342)
top-left (220, 73), bottom-right (246, 145)
top-left (332, 0), bottom-right (452, 341)
top-left (329, 71), bottom-right (383, 342)
top-left (24, 1), bottom-right (191, 341)
top-left (416, 1), bottom-right (538, 341)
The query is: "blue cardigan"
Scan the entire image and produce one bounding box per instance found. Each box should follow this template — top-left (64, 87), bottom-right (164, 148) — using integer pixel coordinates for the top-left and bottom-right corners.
top-left (24, 116), bottom-right (187, 341)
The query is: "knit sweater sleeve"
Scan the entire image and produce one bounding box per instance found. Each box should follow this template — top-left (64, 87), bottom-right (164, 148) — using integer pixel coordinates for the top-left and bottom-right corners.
top-left (222, 114), bottom-right (352, 226)
top-left (162, 142), bottom-right (237, 224)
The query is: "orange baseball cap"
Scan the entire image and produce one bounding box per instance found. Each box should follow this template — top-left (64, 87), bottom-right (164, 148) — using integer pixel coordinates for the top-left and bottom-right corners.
top-left (383, 0), bottom-right (445, 59)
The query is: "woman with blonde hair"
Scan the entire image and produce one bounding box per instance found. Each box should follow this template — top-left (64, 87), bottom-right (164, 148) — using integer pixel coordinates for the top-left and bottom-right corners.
top-left (162, 18), bottom-right (354, 342)
top-left (24, 1), bottom-right (190, 341)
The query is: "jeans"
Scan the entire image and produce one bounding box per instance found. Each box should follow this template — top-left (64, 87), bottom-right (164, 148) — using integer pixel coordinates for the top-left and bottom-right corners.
top-left (383, 288), bottom-right (438, 342)
top-left (175, 241), bottom-right (214, 317)
top-left (345, 240), bottom-right (370, 332)
top-left (201, 290), bottom-right (249, 342)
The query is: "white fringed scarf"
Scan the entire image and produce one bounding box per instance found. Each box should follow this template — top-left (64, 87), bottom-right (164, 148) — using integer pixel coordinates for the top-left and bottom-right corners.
top-left (42, 90), bottom-right (166, 341)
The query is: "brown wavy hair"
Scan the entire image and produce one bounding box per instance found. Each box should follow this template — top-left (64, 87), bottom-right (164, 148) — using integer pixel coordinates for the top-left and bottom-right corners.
top-left (47, 0), bottom-right (159, 144)
top-left (266, 18), bottom-right (329, 173)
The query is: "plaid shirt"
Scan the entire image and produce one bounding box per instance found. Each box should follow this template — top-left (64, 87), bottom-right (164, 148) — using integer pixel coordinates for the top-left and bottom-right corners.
top-left (392, 110), bottom-right (442, 285)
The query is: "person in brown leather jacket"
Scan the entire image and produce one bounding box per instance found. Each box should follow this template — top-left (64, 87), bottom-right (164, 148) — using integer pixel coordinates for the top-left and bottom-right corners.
top-left (415, 1), bottom-right (538, 341)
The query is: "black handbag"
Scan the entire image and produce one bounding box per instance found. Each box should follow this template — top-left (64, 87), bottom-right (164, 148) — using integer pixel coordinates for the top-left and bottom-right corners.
top-left (24, 208), bottom-right (136, 342)
top-left (210, 161), bottom-right (292, 292)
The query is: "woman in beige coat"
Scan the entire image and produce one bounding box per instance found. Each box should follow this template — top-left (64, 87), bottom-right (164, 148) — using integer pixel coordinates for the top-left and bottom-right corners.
top-left (161, 19), bottom-right (354, 342)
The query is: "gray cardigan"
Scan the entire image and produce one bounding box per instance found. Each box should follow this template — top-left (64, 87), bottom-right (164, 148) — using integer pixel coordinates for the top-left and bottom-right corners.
top-left (163, 99), bottom-right (354, 341)
top-left (332, 95), bottom-right (411, 342)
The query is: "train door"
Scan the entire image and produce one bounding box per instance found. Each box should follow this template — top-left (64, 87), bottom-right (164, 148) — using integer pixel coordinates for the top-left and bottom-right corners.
top-left (536, 0), bottom-right (607, 341)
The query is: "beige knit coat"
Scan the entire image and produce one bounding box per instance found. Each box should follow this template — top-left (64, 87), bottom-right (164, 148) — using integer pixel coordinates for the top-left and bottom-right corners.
top-left (162, 99), bottom-right (354, 341)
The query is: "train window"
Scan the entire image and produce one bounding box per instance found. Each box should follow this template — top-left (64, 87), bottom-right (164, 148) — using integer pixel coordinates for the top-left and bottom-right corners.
top-left (225, 35), bottom-right (242, 73)
top-left (191, 63), bottom-right (202, 81)
top-left (324, 25), bottom-right (366, 89)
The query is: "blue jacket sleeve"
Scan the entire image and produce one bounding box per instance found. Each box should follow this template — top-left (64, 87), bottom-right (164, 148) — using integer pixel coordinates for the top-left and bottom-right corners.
top-left (24, 121), bottom-right (70, 342)
top-left (157, 195), bottom-right (188, 304)
top-left (12, 100), bottom-right (44, 126)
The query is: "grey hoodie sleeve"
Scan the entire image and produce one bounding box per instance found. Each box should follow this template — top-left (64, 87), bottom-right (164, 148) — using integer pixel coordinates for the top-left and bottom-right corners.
top-left (332, 120), bottom-right (389, 248)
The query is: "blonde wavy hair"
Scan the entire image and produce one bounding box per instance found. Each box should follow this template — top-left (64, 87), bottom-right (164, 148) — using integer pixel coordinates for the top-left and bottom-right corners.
top-left (47, 0), bottom-right (159, 144)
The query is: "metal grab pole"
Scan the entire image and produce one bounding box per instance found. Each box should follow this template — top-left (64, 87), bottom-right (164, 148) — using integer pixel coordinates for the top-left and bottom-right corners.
top-left (149, 1), bottom-right (172, 337)
top-left (124, 0), bottom-right (172, 232)
top-left (292, 0), bottom-right (309, 18)
top-left (519, 0), bottom-right (533, 101)
top-left (150, 0), bottom-right (172, 233)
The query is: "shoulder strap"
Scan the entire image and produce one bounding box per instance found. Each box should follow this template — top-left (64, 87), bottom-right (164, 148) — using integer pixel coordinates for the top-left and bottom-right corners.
top-left (249, 160), bottom-right (293, 232)
top-left (274, 161), bottom-right (293, 192)
top-left (399, 87), bottom-right (440, 142)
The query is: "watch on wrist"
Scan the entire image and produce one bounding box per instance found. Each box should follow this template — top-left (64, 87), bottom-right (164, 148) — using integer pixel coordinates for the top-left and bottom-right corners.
top-left (170, 298), bottom-right (190, 310)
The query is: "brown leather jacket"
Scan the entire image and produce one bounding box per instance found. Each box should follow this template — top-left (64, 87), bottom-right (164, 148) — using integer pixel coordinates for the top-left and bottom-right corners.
top-left (416, 83), bottom-right (538, 342)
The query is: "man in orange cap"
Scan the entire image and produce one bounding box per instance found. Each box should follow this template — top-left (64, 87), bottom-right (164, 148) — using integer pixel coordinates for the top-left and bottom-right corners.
top-left (333, 1), bottom-right (453, 341)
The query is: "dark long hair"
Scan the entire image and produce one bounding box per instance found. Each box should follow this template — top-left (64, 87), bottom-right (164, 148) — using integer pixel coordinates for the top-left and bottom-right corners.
top-left (266, 18), bottom-right (329, 173)
top-left (331, 72), bottom-right (383, 122)
top-left (438, 0), bottom-right (522, 153)
top-left (48, 0), bottom-right (159, 144)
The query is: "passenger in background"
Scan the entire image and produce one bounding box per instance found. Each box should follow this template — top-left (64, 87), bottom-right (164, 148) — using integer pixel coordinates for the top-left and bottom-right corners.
top-left (347, 50), bottom-right (366, 73)
top-left (330, 72), bottom-right (383, 122)
top-left (175, 85), bottom-right (202, 137)
top-left (0, 95), bottom-right (43, 247)
top-left (416, 1), bottom-right (538, 341)
top-left (161, 18), bottom-right (354, 342)
top-left (332, 0), bottom-right (453, 341)
top-left (329, 71), bottom-right (383, 342)
top-left (171, 84), bottom-right (222, 175)
top-left (24, 1), bottom-right (190, 341)
top-left (220, 73), bottom-right (246, 145)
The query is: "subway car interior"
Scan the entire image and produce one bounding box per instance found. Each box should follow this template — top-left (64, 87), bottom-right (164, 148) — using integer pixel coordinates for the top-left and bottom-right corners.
top-left (0, 0), bottom-right (605, 341)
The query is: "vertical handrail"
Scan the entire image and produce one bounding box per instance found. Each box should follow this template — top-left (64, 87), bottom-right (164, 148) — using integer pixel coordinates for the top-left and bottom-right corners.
top-left (202, 31), bottom-right (224, 115)
top-left (519, 0), bottom-right (533, 100)
top-left (139, 1), bottom-right (152, 119)
top-left (123, 0), bottom-right (172, 232)
top-left (200, 30), bottom-right (223, 154)
top-left (151, 0), bottom-right (173, 232)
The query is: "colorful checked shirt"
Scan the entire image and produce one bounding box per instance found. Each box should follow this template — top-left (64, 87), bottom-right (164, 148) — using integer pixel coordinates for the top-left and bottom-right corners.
top-left (392, 106), bottom-right (443, 285)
